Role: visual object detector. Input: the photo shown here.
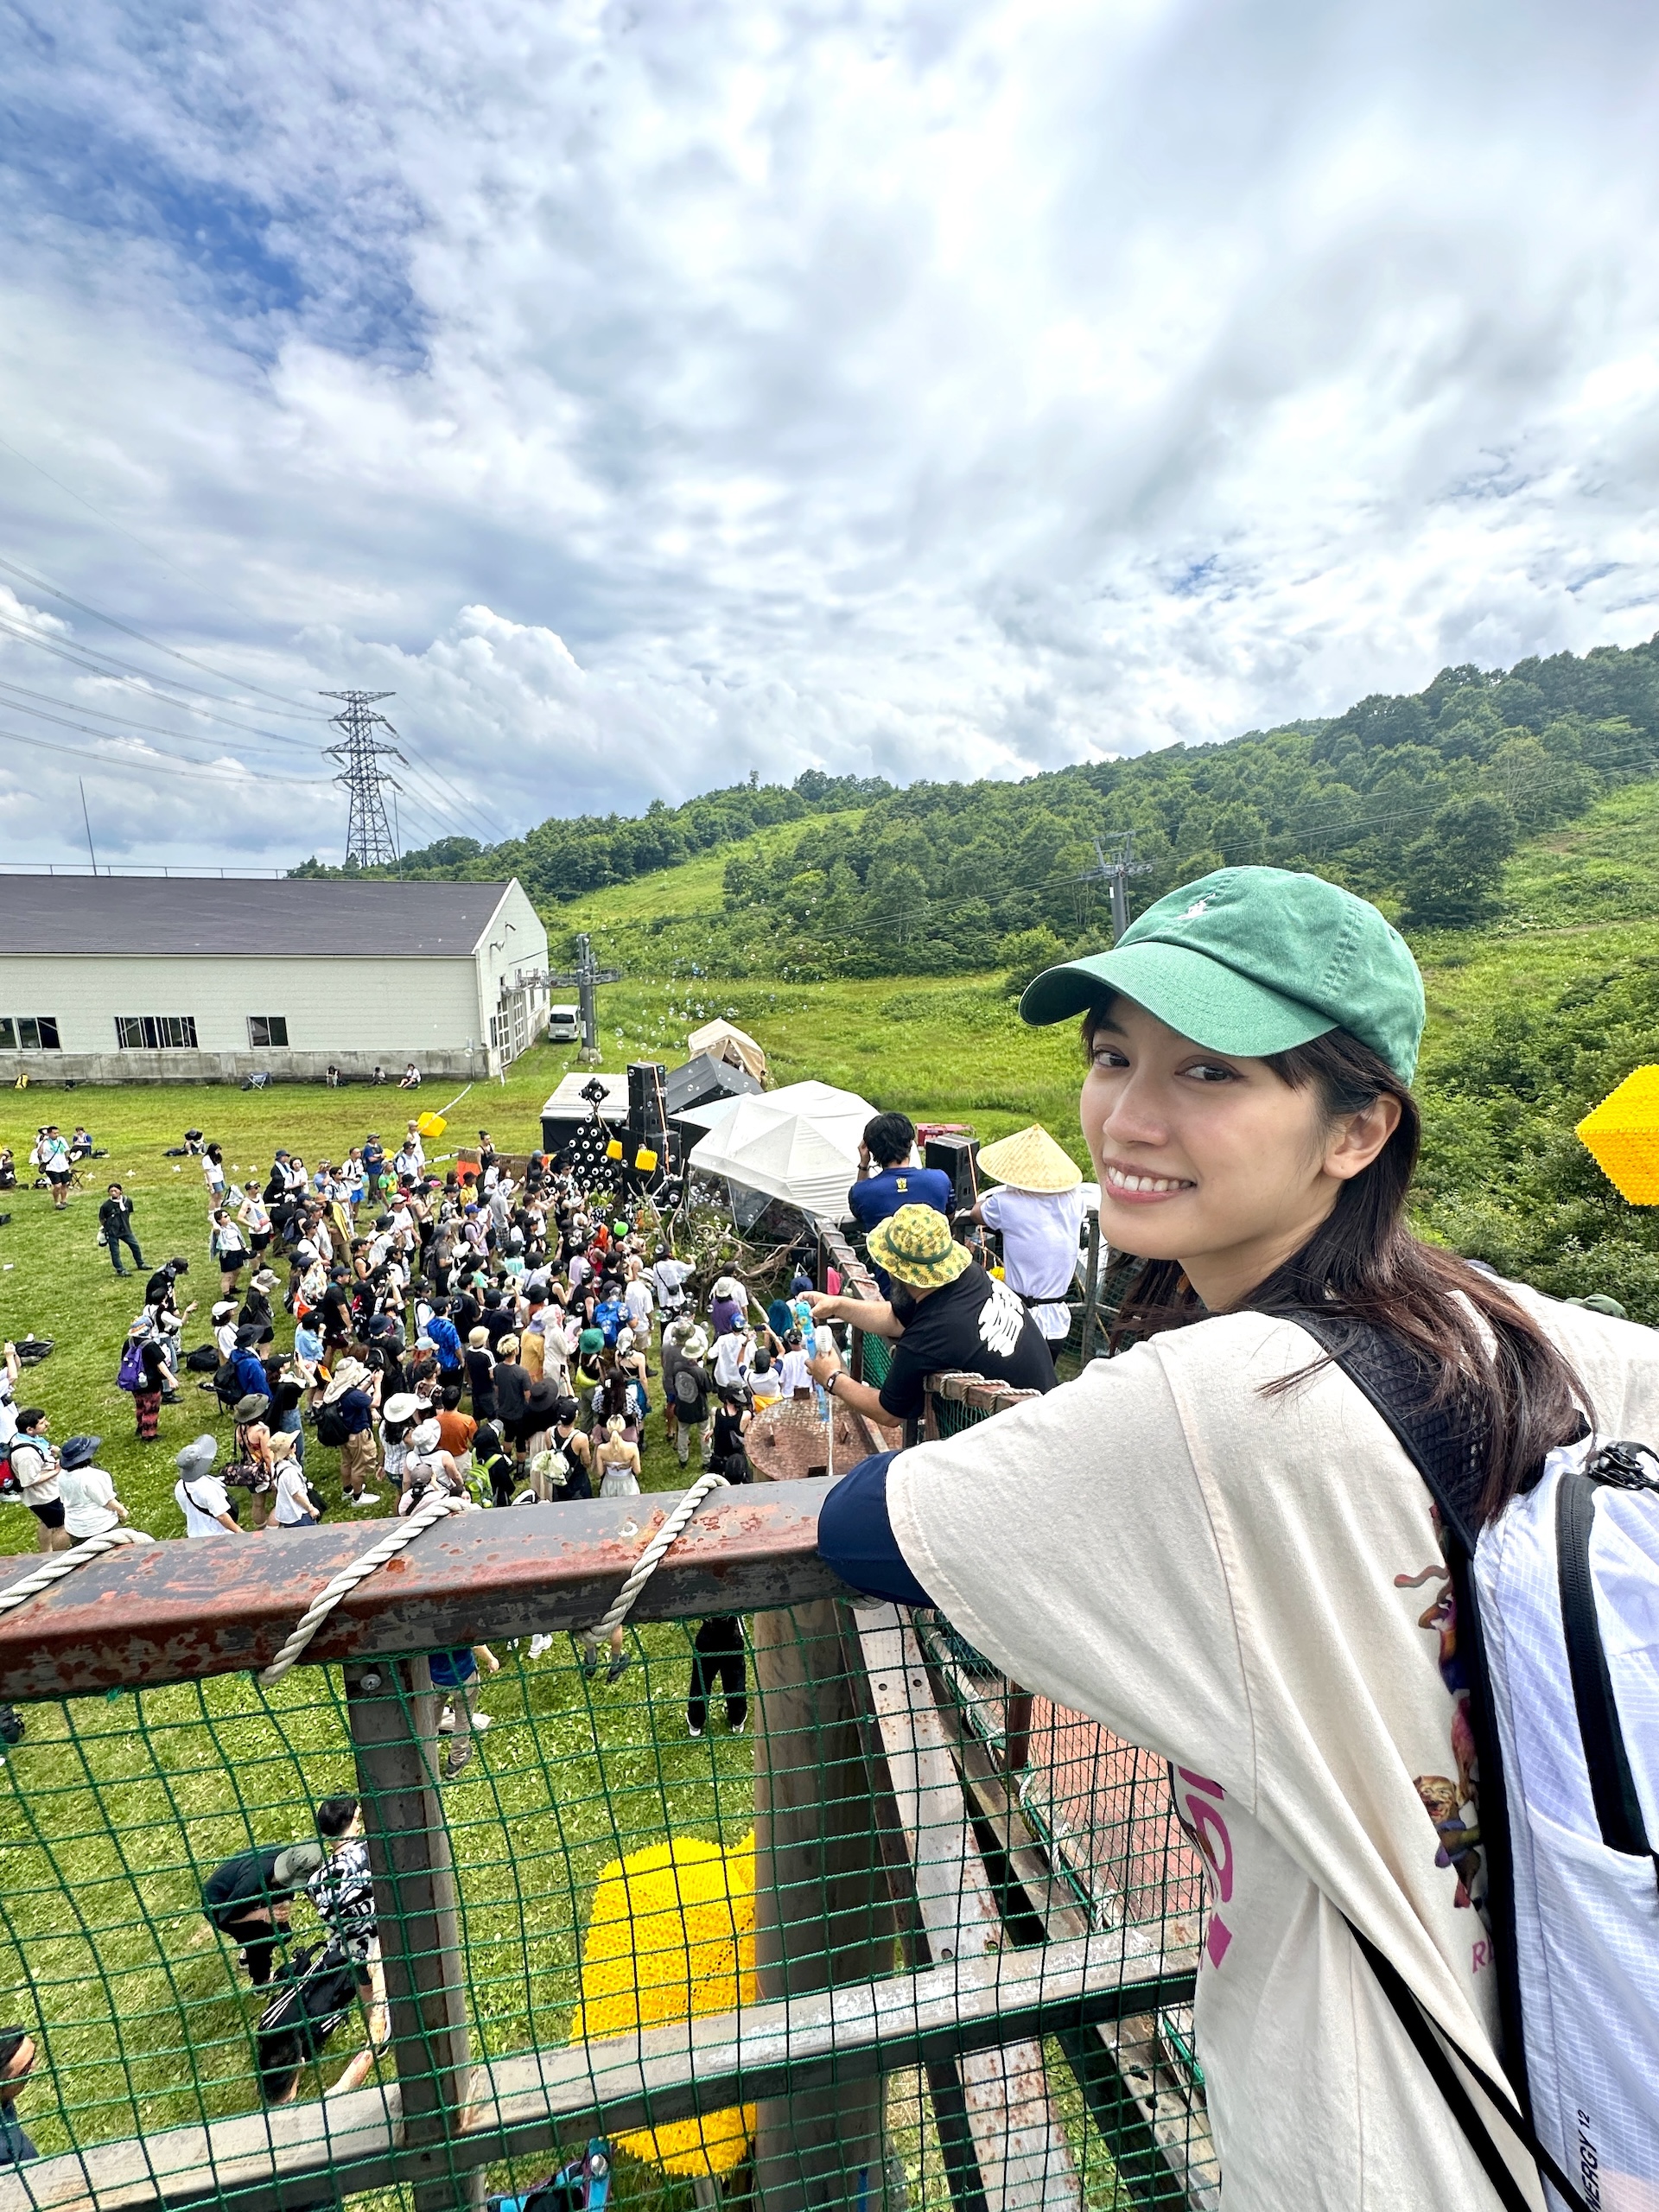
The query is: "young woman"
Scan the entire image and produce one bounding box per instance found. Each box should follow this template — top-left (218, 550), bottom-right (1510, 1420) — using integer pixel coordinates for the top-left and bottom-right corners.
top-left (209, 1209), bottom-right (249, 1296)
top-left (815, 866), bottom-right (1656, 2212)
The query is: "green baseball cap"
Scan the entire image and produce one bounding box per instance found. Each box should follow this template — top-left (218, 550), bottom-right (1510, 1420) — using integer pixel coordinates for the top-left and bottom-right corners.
top-left (1019, 866), bottom-right (1426, 1084)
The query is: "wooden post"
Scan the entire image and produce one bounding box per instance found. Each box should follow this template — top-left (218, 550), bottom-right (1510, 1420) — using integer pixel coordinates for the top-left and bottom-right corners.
top-left (749, 1400), bottom-right (897, 2211)
top-left (346, 1656), bottom-right (483, 2212)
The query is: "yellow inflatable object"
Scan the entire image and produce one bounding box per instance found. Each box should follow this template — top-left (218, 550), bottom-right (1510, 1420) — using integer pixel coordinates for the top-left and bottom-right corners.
top-left (416, 1110), bottom-right (448, 1139)
top-left (634, 1147), bottom-right (658, 1173)
top-left (607, 1137), bottom-right (624, 1161)
top-left (1577, 1065), bottom-right (1659, 1205)
top-left (570, 1834), bottom-right (756, 2177)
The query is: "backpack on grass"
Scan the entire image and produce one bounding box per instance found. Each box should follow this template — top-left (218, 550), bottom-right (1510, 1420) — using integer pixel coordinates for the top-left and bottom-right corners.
top-left (1294, 1313), bottom-right (1657, 2212)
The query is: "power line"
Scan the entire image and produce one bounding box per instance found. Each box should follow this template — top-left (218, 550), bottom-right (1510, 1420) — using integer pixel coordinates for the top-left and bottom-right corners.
top-left (0, 613), bottom-right (327, 739)
top-left (0, 722), bottom-right (335, 790)
top-left (0, 554), bottom-right (326, 717)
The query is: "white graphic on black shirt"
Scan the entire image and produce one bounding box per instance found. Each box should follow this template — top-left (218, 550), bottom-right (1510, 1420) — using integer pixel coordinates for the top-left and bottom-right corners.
top-left (978, 1280), bottom-right (1025, 1359)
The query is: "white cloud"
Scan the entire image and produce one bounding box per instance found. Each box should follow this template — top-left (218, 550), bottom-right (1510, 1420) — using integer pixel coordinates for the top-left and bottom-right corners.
top-left (2, 0), bottom-right (1659, 866)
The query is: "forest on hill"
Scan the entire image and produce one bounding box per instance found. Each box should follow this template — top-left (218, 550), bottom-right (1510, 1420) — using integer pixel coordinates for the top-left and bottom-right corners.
top-left (295, 634), bottom-right (1659, 981)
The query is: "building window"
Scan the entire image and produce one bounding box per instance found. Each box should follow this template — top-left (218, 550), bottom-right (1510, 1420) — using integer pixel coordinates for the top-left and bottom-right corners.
top-left (5, 1017), bottom-right (60, 1050)
top-left (115, 1016), bottom-right (199, 1050)
top-left (247, 1016), bottom-right (289, 1048)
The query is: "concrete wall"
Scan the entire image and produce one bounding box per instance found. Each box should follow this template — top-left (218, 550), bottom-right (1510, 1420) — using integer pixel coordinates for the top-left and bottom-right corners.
top-left (0, 951), bottom-right (489, 1084)
top-left (0, 1046), bottom-right (494, 1088)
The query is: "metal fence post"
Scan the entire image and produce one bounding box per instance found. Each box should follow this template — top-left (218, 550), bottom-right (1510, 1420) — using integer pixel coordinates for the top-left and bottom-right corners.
top-left (346, 1656), bottom-right (483, 2212)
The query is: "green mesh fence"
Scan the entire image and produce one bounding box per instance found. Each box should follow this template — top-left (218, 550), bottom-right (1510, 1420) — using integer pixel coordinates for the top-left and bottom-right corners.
top-left (0, 1586), bottom-right (1212, 2212)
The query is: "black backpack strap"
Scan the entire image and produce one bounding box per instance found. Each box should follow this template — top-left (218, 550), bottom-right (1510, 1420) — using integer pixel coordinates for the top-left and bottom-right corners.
top-left (1281, 1310), bottom-right (1563, 2201)
top-left (1555, 1471), bottom-right (1652, 1859)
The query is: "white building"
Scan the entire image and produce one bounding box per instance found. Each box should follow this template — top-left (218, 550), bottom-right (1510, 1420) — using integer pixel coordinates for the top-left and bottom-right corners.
top-left (0, 876), bottom-right (549, 1084)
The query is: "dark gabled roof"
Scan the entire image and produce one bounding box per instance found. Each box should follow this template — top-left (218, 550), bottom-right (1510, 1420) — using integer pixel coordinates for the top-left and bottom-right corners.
top-left (0, 877), bottom-right (517, 957)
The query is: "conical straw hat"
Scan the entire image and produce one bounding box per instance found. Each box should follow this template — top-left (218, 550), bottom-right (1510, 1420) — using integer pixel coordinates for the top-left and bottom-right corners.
top-left (976, 1123), bottom-right (1083, 1194)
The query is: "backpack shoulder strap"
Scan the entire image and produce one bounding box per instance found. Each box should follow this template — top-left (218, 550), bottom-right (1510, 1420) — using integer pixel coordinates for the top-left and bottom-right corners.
top-left (1281, 1308), bottom-right (1595, 2212)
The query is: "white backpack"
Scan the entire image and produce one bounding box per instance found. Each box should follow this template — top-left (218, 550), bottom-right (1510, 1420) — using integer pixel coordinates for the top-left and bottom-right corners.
top-left (1296, 1314), bottom-right (1659, 2212)
top-left (1475, 1437), bottom-right (1659, 2212)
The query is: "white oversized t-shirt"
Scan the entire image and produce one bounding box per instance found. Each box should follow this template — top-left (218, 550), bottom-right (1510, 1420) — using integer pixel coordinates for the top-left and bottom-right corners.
top-left (978, 1184), bottom-right (1086, 1338)
top-left (886, 1289), bottom-right (1659, 2211)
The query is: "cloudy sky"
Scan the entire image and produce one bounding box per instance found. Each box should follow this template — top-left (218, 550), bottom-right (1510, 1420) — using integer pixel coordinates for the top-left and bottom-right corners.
top-left (3, 0), bottom-right (1658, 869)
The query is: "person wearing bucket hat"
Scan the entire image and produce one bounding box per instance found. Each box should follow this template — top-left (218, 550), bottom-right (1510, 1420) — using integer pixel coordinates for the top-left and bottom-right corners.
top-left (174, 1434), bottom-right (240, 1537)
top-left (806, 1204), bottom-right (1056, 1429)
top-left (964, 1125), bottom-right (1088, 1347)
top-left (321, 1358), bottom-right (382, 1508)
top-left (57, 1437), bottom-right (129, 1542)
top-left (817, 864), bottom-right (1659, 2211)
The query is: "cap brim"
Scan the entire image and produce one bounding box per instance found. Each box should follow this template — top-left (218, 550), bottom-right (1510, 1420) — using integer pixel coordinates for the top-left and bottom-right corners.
top-left (1019, 940), bottom-right (1337, 1058)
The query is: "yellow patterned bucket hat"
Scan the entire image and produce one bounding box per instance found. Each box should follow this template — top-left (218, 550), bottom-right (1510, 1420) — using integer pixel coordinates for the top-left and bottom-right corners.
top-left (866, 1204), bottom-right (971, 1290)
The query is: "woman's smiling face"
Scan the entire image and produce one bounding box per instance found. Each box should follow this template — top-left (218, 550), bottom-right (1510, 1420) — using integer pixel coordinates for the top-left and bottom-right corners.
top-left (1081, 994), bottom-right (1396, 1311)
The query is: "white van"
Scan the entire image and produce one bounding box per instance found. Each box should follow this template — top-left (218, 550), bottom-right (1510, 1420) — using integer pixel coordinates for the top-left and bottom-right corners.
top-left (547, 1005), bottom-right (582, 1044)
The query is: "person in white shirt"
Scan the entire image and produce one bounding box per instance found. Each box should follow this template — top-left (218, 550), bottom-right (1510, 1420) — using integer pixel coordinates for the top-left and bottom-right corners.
top-left (212, 1300), bottom-right (240, 1363)
top-left (8, 1409), bottom-right (67, 1552)
top-left (173, 1435), bottom-right (241, 1537)
top-left (56, 1436), bottom-right (128, 1541)
top-left (776, 1338), bottom-right (812, 1398)
top-left (649, 1254), bottom-right (693, 1318)
top-left (712, 1325), bottom-right (753, 1395)
top-left (966, 1123), bottom-right (1088, 1346)
top-left (623, 1262), bottom-right (655, 1338)
top-left (269, 1434), bottom-right (317, 1527)
top-left (821, 866), bottom-right (1631, 2212)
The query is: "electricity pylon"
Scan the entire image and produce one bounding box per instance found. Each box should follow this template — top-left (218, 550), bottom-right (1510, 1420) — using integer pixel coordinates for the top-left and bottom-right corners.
top-left (321, 690), bottom-right (404, 868)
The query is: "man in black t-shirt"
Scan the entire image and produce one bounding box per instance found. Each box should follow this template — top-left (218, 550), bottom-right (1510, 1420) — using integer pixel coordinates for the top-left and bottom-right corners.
top-left (201, 1839), bottom-right (326, 1987)
top-left (808, 1203), bottom-right (1056, 1427)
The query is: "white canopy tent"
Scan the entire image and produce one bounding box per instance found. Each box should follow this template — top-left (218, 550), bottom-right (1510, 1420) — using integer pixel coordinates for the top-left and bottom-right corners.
top-left (685, 1078), bottom-right (875, 1223)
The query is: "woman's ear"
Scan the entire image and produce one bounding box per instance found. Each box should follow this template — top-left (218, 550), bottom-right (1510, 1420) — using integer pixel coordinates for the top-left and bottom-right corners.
top-left (1324, 1092), bottom-right (1403, 1183)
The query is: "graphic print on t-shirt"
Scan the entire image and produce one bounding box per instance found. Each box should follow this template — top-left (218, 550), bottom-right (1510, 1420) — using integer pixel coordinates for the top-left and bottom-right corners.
top-left (1394, 1506), bottom-right (1485, 1913)
top-left (976, 1278), bottom-right (1026, 1359)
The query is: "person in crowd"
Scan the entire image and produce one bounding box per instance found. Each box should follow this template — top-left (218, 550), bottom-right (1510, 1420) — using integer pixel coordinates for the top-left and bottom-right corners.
top-left (210, 1299), bottom-right (239, 1363)
top-left (57, 1436), bottom-right (129, 1542)
top-left (35, 1125), bottom-right (72, 1211)
top-left (463, 1328), bottom-right (498, 1422)
top-left (649, 1249), bottom-right (693, 1321)
top-left (846, 1112), bottom-right (955, 1292)
top-left (473, 1422), bottom-right (516, 1510)
top-left (202, 1141), bottom-right (227, 1210)
top-left (240, 1268), bottom-right (281, 1342)
top-left (321, 1358), bottom-right (382, 1507)
top-left (429, 1645), bottom-right (499, 1779)
top-left (686, 1616), bottom-right (747, 1740)
top-left (813, 863), bottom-right (1659, 2209)
top-left (399, 1063), bottom-right (422, 1090)
top-left (490, 1336), bottom-right (531, 1447)
top-left (0, 2029), bottom-right (41, 2167)
top-left (748, 1345), bottom-right (782, 1408)
top-left (9, 1411), bottom-right (67, 1553)
top-left (710, 1385), bottom-right (752, 1481)
top-left (174, 1434), bottom-right (241, 1536)
top-left (712, 1318), bottom-right (753, 1397)
top-left (542, 1396), bottom-right (593, 1502)
top-left (270, 1375), bottom-right (307, 1465)
top-left (361, 1134), bottom-right (387, 1200)
top-left (228, 1324), bottom-right (270, 1404)
top-left (98, 1183), bottom-right (143, 1276)
top-left (0, 1148), bottom-right (15, 1193)
top-left (963, 1124), bottom-right (1087, 1356)
top-left (228, 1393), bottom-right (277, 1529)
top-left (209, 1208), bottom-right (250, 1296)
top-left (303, 1797), bottom-right (387, 2073)
top-left (131, 1328), bottom-right (175, 1442)
top-left (662, 1325), bottom-right (714, 1468)
top-left (806, 1204), bottom-right (1056, 1428)
top-left (397, 1418), bottom-right (467, 1515)
top-left (708, 1275), bottom-right (749, 1338)
top-left (0, 1344), bottom-right (17, 1447)
top-left (238, 1181), bottom-right (273, 1261)
top-left (200, 1833), bottom-right (326, 1988)
top-left (594, 1411), bottom-right (640, 1498)
top-left (776, 1330), bottom-right (812, 1399)
top-left (268, 1433), bottom-right (317, 1527)
top-left (433, 1390), bottom-right (477, 1473)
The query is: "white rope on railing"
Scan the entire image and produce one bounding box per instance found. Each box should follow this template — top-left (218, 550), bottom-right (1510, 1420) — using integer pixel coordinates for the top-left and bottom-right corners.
top-left (0, 1526), bottom-right (156, 1618)
top-left (257, 1492), bottom-right (471, 1687)
top-left (581, 1468), bottom-right (728, 1655)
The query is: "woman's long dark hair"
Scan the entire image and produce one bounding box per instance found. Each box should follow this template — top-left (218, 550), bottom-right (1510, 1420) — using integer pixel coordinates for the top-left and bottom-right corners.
top-left (1092, 1008), bottom-right (1589, 1524)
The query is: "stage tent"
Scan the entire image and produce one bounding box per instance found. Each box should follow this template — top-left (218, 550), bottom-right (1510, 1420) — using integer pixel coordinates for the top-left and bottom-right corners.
top-left (684, 1079), bottom-right (875, 1223)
